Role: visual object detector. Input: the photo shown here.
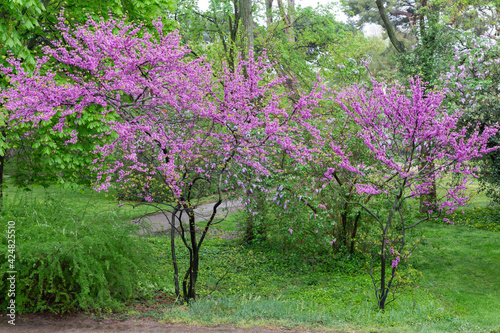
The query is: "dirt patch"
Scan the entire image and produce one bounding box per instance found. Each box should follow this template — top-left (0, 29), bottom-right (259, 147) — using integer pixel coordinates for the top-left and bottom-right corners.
top-left (0, 313), bottom-right (335, 333)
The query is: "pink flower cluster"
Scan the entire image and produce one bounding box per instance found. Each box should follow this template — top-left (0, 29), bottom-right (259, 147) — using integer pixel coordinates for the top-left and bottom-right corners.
top-left (1, 15), bottom-right (322, 200)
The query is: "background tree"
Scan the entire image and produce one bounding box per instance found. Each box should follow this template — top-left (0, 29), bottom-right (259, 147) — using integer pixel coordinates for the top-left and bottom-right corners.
top-left (240, 0), bottom-right (254, 55)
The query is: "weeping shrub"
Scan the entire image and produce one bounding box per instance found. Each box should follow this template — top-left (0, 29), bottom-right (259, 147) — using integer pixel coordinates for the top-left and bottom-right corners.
top-left (0, 189), bottom-right (158, 314)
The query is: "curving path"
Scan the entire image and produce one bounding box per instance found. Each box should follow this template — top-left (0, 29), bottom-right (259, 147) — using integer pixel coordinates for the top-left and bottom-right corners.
top-left (133, 199), bottom-right (244, 235)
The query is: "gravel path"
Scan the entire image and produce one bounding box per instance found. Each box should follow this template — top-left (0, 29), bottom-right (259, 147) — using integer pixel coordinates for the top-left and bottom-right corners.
top-left (133, 199), bottom-right (244, 234)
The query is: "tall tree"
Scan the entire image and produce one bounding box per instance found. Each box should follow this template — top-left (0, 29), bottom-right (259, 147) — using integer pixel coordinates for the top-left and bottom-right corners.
top-left (2, 16), bottom-right (324, 302)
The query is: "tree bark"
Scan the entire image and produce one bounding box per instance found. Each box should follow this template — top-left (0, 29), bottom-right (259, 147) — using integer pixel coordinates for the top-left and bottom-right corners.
top-left (277, 0), bottom-right (295, 43)
top-left (171, 206), bottom-right (182, 303)
top-left (240, 0), bottom-right (254, 54)
top-left (276, 0), bottom-right (298, 91)
top-left (349, 212), bottom-right (361, 254)
top-left (375, 0), bottom-right (406, 54)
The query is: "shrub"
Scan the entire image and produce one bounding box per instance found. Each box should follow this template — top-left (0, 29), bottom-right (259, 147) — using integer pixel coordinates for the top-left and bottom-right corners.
top-left (0, 189), bottom-right (157, 314)
top-left (449, 207), bottom-right (500, 231)
top-left (114, 170), bottom-right (173, 203)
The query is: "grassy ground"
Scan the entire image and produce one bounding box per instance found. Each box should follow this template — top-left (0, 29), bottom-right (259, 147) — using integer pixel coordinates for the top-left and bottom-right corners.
top-left (411, 223), bottom-right (500, 331)
top-left (2, 177), bottom-right (158, 219)
top-left (124, 204), bottom-right (498, 332)
top-left (2, 180), bottom-right (499, 332)
top-left (141, 220), bottom-right (499, 332)
top-left (136, 183), bottom-right (500, 332)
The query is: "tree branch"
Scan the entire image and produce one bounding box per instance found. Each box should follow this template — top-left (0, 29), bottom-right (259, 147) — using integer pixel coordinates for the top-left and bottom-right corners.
top-left (375, 0), bottom-right (406, 53)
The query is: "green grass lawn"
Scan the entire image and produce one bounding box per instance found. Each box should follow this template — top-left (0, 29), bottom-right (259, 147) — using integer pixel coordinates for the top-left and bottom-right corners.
top-left (2, 177), bottom-right (159, 219)
top-left (2, 178), bottom-right (498, 332)
top-left (145, 201), bottom-right (500, 332)
top-left (411, 223), bottom-right (500, 331)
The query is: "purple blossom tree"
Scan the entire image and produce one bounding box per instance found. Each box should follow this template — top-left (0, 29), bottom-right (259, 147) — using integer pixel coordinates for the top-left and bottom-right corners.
top-left (324, 77), bottom-right (499, 309)
top-left (1, 15), bottom-right (322, 302)
top-left (441, 34), bottom-right (500, 203)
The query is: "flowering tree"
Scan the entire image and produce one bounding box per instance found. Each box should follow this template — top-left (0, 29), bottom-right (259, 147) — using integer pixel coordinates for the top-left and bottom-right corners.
top-left (441, 34), bottom-right (500, 203)
top-left (1, 16), bottom-right (322, 302)
top-left (323, 77), bottom-right (498, 309)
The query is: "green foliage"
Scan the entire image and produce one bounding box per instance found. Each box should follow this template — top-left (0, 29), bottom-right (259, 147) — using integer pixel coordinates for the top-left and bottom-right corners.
top-left (448, 206), bottom-right (500, 231)
top-left (0, 0), bottom-right (176, 68)
top-left (0, 0), bottom-right (44, 66)
top-left (0, 190), bottom-right (157, 314)
top-left (5, 106), bottom-right (117, 188)
top-left (396, 18), bottom-right (455, 87)
top-left (429, 0), bottom-right (499, 36)
top-left (258, 4), bottom-right (378, 89)
top-left (115, 171), bottom-right (173, 203)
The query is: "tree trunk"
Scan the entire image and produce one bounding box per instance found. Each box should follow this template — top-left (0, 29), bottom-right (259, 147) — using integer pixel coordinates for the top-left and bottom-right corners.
top-left (265, 0), bottom-right (273, 28)
top-left (171, 207), bottom-right (182, 303)
top-left (349, 212), bottom-right (361, 254)
top-left (276, 0), bottom-right (298, 91)
top-left (276, 0), bottom-right (295, 43)
top-left (341, 203), bottom-right (348, 248)
top-left (379, 234), bottom-right (387, 310)
top-left (375, 0), bottom-right (406, 54)
top-left (182, 205), bottom-right (199, 302)
top-left (240, 0), bottom-right (254, 54)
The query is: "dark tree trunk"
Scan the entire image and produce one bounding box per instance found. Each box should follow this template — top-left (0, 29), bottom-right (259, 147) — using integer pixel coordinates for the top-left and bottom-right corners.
top-left (375, 0), bottom-right (406, 54)
top-left (265, 0), bottom-right (273, 27)
top-left (182, 205), bottom-right (199, 302)
top-left (171, 206), bottom-right (182, 302)
top-left (349, 212), bottom-right (361, 254)
top-left (378, 234), bottom-right (388, 310)
top-left (341, 203), bottom-right (348, 248)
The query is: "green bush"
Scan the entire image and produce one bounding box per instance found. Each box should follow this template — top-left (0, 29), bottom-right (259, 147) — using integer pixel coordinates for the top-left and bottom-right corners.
top-left (115, 171), bottom-right (173, 203)
top-left (449, 206), bottom-right (500, 231)
top-left (0, 190), bottom-right (158, 314)
top-left (114, 169), bottom-right (219, 204)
